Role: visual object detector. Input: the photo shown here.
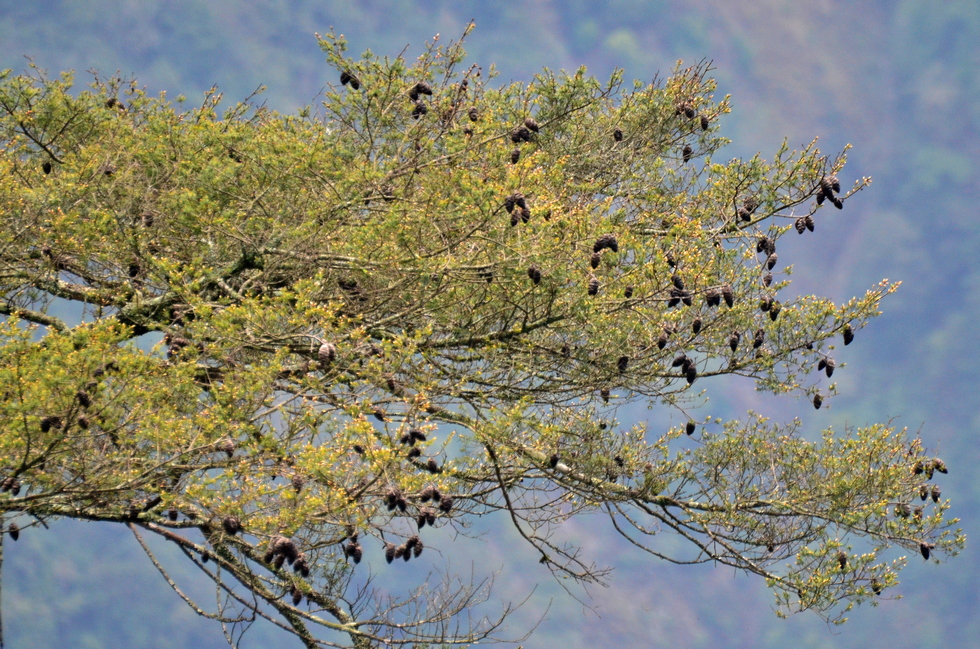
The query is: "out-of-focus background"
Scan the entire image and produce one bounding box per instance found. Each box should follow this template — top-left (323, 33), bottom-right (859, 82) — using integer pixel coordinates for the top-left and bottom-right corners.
top-left (2, 1), bottom-right (978, 647)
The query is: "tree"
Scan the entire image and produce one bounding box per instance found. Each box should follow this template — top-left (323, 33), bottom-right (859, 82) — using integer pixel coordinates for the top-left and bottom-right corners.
top-left (0, 26), bottom-right (963, 648)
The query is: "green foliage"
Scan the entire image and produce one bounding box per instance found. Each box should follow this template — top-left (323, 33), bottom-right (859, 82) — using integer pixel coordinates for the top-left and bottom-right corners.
top-left (0, 29), bottom-right (962, 647)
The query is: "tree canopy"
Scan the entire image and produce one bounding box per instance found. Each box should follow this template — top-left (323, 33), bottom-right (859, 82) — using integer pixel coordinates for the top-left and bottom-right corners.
top-left (0, 27), bottom-right (962, 648)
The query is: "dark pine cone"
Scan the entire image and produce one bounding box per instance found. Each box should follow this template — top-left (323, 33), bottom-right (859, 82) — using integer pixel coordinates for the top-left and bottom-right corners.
top-left (468, 107), bottom-right (479, 122)
top-left (588, 278), bottom-right (599, 296)
top-left (813, 394), bottom-right (823, 410)
top-left (805, 215), bottom-right (815, 231)
top-left (843, 324), bottom-right (854, 345)
top-left (613, 128), bottom-right (623, 142)
top-left (753, 329), bottom-right (765, 349)
top-left (795, 217), bottom-right (807, 235)
top-left (624, 285), bottom-right (634, 299)
top-left (682, 144), bottom-right (693, 162)
top-left (705, 288), bottom-right (721, 307)
top-left (700, 114), bottom-right (709, 130)
top-left (657, 332), bottom-right (668, 349)
top-left (685, 421), bottom-right (696, 435)
top-left (600, 388), bottom-right (610, 403)
top-left (763, 273), bottom-right (773, 287)
top-left (617, 356), bottom-right (629, 373)
top-left (524, 117), bottom-right (540, 132)
top-left (411, 101), bottom-right (428, 119)
top-left (426, 458), bottom-right (441, 474)
top-left (692, 318), bottom-right (702, 334)
top-left (590, 252), bottom-right (601, 269)
top-left (42, 161), bottom-right (52, 174)
top-left (439, 496), bottom-right (454, 513)
top-left (385, 543), bottom-right (396, 564)
top-left (510, 148), bottom-right (521, 164)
